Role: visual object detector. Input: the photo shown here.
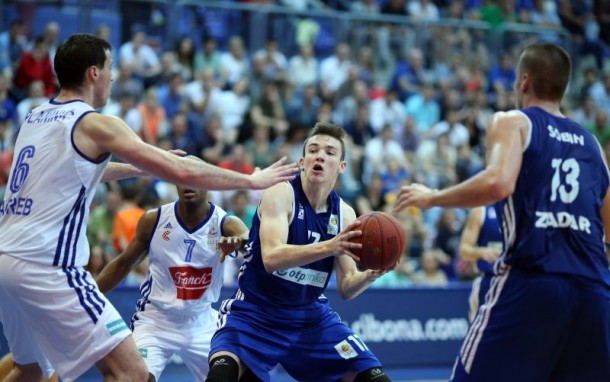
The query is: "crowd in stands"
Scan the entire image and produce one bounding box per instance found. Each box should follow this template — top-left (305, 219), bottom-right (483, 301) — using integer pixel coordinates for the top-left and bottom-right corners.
top-left (1, 0), bottom-right (609, 289)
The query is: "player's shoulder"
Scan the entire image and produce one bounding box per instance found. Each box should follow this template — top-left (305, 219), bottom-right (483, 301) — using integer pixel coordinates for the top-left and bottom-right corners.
top-left (492, 109), bottom-right (529, 124)
top-left (340, 199), bottom-right (357, 222)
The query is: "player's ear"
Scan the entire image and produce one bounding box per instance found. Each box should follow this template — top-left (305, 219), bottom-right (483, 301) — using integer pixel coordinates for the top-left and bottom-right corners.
top-left (338, 160), bottom-right (347, 174)
top-left (298, 157), bottom-right (305, 171)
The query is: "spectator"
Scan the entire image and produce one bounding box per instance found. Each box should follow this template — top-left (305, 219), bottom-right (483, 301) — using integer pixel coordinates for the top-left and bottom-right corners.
top-left (405, 82), bottom-right (441, 136)
top-left (156, 70), bottom-right (186, 120)
top-left (589, 72), bottom-right (610, 112)
top-left (13, 37), bottom-right (55, 100)
top-left (389, 48), bottom-right (428, 102)
top-left (16, 80), bottom-right (49, 124)
top-left (111, 62), bottom-right (144, 102)
top-left (362, 124), bottom-right (410, 184)
top-left (319, 42), bottom-right (352, 93)
top-left (217, 144), bottom-right (255, 174)
top-left (287, 43), bottom-right (318, 90)
top-left (253, 39), bottom-right (288, 83)
top-left (165, 111), bottom-right (201, 156)
top-left (244, 124), bottom-right (274, 169)
top-left (250, 80), bottom-right (289, 138)
top-left (137, 87), bottom-right (167, 145)
top-left (101, 90), bottom-right (143, 134)
top-left (571, 95), bottom-right (598, 128)
top-left (431, 109), bottom-right (470, 148)
top-left (118, 25), bottom-right (162, 87)
top-left (174, 35), bottom-right (196, 82)
top-left (220, 36), bottom-right (249, 87)
top-left (0, 19), bottom-right (27, 78)
top-left (87, 189), bottom-right (123, 259)
top-left (409, 249), bottom-right (449, 286)
top-left (217, 77), bottom-right (251, 145)
top-left (369, 89), bottom-right (407, 135)
top-left (194, 36), bottom-right (223, 78)
top-left (287, 83), bottom-right (320, 127)
top-left (38, 21), bottom-right (60, 65)
top-left (586, 110), bottom-right (610, 147)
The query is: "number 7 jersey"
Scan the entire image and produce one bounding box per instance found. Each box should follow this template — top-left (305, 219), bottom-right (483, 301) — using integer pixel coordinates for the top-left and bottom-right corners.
top-left (495, 106), bottom-right (610, 287)
top-left (134, 202), bottom-right (228, 317)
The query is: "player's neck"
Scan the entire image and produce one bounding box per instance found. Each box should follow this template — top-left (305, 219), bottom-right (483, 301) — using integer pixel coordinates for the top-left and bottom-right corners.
top-left (54, 88), bottom-right (92, 106)
top-left (302, 181), bottom-right (331, 213)
top-left (522, 99), bottom-right (564, 118)
top-left (177, 202), bottom-right (209, 227)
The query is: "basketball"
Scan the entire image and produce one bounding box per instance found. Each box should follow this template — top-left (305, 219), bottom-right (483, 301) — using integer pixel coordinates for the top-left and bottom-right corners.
top-left (349, 211), bottom-right (407, 271)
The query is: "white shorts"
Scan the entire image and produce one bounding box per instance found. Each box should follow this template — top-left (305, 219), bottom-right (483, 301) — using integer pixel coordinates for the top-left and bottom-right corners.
top-left (0, 255), bottom-right (131, 382)
top-left (132, 305), bottom-right (217, 382)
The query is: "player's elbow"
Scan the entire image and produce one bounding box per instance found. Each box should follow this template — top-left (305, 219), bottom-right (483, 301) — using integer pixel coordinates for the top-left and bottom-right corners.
top-left (261, 255), bottom-right (279, 273)
top-left (486, 172), bottom-right (515, 200)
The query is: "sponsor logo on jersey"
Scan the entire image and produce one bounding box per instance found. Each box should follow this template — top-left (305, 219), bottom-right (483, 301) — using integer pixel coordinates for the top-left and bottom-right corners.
top-left (162, 230), bottom-right (171, 241)
top-left (169, 266), bottom-right (213, 300)
top-left (105, 319), bottom-right (129, 336)
top-left (164, 222), bottom-right (173, 229)
top-left (334, 340), bottom-right (358, 359)
top-left (139, 348), bottom-right (148, 358)
top-left (297, 204), bottom-right (305, 220)
top-left (534, 211), bottom-right (591, 234)
top-left (273, 266), bottom-right (328, 287)
top-left (327, 214), bottom-right (339, 235)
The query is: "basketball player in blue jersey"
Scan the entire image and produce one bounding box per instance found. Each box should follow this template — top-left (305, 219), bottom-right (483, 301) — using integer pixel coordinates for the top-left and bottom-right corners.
top-left (96, 168), bottom-right (249, 382)
top-left (394, 43), bottom-right (610, 381)
top-left (458, 205), bottom-right (502, 321)
top-left (206, 122), bottom-right (392, 382)
top-left (0, 33), bottom-right (296, 382)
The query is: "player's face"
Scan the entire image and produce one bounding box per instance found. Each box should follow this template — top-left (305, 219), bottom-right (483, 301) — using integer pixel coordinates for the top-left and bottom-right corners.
top-left (176, 186), bottom-right (208, 205)
top-left (300, 134), bottom-right (346, 183)
top-left (92, 50), bottom-right (113, 109)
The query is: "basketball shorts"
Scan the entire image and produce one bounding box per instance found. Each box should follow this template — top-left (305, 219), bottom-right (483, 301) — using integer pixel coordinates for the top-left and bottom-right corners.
top-left (210, 298), bottom-right (381, 382)
top-left (132, 305), bottom-right (217, 382)
top-left (0, 255), bottom-right (131, 382)
top-left (451, 267), bottom-right (610, 382)
top-left (467, 273), bottom-right (492, 322)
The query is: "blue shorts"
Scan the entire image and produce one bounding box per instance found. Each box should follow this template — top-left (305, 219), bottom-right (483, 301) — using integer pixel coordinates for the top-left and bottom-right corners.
top-left (210, 298), bottom-right (381, 382)
top-left (452, 267), bottom-right (610, 382)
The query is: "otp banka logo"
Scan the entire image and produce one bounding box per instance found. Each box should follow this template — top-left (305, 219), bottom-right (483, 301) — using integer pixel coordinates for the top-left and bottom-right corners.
top-left (273, 267), bottom-right (328, 287)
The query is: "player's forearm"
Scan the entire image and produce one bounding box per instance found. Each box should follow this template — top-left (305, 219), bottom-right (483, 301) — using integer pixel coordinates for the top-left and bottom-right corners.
top-left (261, 242), bottom-right (334, 273)
top-left (459, 244), bottom-right (481, 262)
top-left (337, 271), bottom-right (374, 301)
top-left (430, 168), bottom-right (512, 208)
top-left (96, 259), bottom-right (133, 293)
top-left (101, 162), bottom-right (146, 182)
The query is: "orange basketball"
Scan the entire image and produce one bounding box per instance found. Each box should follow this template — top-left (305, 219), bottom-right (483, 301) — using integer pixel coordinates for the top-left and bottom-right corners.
top-left (349, 211), bottom-right (407, 271)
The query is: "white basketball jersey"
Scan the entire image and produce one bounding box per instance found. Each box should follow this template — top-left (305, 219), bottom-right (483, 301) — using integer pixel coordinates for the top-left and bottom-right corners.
top-left (135, 202), bottom-right (227, 316)
top-left (0, 99), bottom-right (108, 267)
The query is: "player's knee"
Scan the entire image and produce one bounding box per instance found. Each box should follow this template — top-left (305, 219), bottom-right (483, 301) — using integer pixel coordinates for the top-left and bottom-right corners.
top-left (205, 355), bottom-right (239, 382)
top-left (353, 367), bottom-right (391, 382)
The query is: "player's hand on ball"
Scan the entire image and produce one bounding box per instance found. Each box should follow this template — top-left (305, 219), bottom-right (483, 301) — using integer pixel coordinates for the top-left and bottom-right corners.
top-left (328, 220), bottom-right (362, 262)
top-left (393, 183), bottom-right (436, 212)
top-left (217, 236), bottom-right (246, 263)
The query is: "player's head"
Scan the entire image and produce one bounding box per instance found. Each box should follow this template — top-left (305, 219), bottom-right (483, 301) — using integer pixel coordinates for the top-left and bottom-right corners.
top-left (300, 121), bottom-right (347, 182)
top-left (54, 33), bottom-right (112, 107)
top-left (514, 43), bottom-right (571, 108)
top-left (176, 156), bottom-right (208, 205)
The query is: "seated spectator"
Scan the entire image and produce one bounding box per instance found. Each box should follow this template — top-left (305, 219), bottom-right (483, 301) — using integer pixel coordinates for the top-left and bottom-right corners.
top-left (16, 80), bottom-right (49, 124)
top-left (118, 25), bottom-right (162, 88)
top-left (220, 35), bottom-right (249, 88)
top-left (102, 90), bottom-right (143, 134)
top-left (217, 77), bottom-right (251, 145)
top-left (217, 144), bottom-right (255, 174)
top-left (409, 249), bottom-right (449, 286)
top-left (253, 39), bottom-right (288, 83)
top-left (137, 87), bottom-right (168, 145)
top-left (111, 62), bottom-right (145, 102)
top-left (287, 43), bottom-right (318, 90)
top-left (0, 19), bottom-right (27, 78)
top-left (195, 36), bottom-right (223, 78)
top-left (13, 37), bottom-right (55, 101)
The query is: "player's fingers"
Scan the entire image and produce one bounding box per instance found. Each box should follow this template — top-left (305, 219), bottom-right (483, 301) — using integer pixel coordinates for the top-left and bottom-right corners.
top-left (342, 230), bottom-right (362, 240)
top-left (268, 156), bottom-right (288, 168)
top-left (343, 219), bottom-right (362, 232)
top-left (342, 251), bottom-right (360, 262)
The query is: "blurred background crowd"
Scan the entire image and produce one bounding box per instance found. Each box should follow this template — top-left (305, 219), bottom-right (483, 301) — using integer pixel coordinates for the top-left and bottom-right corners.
top-left (0, 0), bottom-right (609, 290)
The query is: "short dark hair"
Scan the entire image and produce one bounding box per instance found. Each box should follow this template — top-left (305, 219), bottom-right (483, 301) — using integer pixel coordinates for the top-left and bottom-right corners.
top-left (302, 121), bottom-right (346, 160)
top-left (54, 33), bottom-right (112, 90)
top-left (518, 43), bottom-right (571, 101)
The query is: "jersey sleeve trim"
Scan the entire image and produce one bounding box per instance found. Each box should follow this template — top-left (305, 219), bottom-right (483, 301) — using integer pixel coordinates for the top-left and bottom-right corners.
top-left (514, 110), bottom-right (533, 152)
top-left (70, 110), bottom-right (110, 164)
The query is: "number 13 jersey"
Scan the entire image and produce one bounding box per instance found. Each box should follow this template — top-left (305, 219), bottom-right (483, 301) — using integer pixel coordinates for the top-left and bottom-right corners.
top-left (495, 106), bottom-right (610, 287)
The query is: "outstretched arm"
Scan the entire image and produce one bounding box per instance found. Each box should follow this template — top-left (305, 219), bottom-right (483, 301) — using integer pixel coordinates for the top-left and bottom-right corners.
top-left (394, 111), bottom-right (527, 211)
top-left (258, 183), bottom-right (362, 273)
top-left (76, 113), bottom-right (298, 191)
top-left (96, 209), bottom-right (157, 293)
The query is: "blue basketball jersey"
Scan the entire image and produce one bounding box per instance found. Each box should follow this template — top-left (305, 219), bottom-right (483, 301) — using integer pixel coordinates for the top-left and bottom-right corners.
top-left (494, 107), bottom-right (610, 287)
top-left (476, 205), bottom-right (503, 274)
top-left (236, 177), bottom-right (342, 314)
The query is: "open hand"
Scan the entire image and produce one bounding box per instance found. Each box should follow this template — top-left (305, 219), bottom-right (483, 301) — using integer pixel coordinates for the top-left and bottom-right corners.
top-left (393, 183), bottom-right (436, 212)
top-left (217, 236), bottom-right (247, 263)
top-left (249, 156), bottom-right (299, 190)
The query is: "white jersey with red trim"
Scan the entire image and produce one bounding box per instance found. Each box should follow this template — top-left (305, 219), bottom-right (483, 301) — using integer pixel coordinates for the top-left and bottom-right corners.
top-left (134, 201), bottom-right (227, 317)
